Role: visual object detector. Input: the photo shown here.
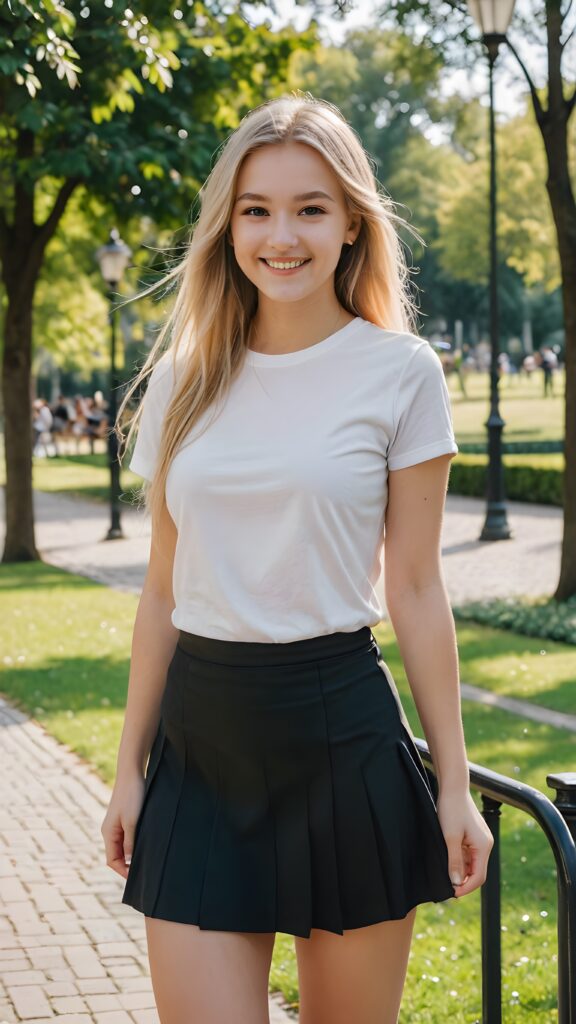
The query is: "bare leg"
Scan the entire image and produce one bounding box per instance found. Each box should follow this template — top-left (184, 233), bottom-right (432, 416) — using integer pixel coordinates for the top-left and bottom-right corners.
top-left (145, 917), bottom-right (276, 1024)
top-left (295, 907), bottom-right (417, 1024)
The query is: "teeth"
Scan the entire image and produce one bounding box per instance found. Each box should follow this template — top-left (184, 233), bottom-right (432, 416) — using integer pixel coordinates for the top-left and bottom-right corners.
top-left (264, 259), bottom-right (308, 270)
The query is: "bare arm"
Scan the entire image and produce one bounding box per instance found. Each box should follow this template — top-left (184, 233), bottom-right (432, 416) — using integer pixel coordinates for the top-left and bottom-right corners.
top-left (101, 496), bottom-right (179, 878)
top-left (384, 453), bottom-right (493, 895)
top-left (384, 453), bottom-right (468, 794)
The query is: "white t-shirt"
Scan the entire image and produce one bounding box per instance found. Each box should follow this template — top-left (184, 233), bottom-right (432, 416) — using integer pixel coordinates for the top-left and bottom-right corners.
top-left (129, 316), bottom-right (458, 642)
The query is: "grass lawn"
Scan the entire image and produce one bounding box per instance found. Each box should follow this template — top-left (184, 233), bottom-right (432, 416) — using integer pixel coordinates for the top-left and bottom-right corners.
top-left (0, 452), bottom-right (142, 505)
top-left (1, 562), bottom-right (574, 1021)
top-left (450, 622), bottom-right (575, 716)
top-left (447, 369), bottom-right (564, 446)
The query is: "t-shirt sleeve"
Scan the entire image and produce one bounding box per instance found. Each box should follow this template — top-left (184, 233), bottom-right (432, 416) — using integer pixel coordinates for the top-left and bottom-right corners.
top-left (128, 353), bottom-right (176, 481)
top-left (387, 341), bottom-right (459, 471)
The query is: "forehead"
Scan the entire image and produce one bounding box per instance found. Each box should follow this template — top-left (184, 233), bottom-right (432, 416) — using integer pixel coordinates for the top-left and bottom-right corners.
top-left (235, 141), bottom-right (342, 197)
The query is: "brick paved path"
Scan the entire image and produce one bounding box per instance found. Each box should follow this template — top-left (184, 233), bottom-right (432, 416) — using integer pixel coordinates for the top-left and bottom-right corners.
top-left (0, 697), bottom-right (293, 1023)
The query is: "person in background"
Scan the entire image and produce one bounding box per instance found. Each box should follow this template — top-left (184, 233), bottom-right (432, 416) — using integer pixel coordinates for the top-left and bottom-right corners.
top-left (32, 398), bottom-right (54, 458)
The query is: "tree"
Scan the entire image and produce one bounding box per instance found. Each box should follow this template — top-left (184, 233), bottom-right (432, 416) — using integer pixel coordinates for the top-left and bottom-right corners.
top-left (381, 0), bottom-right (576, 600)
top-left (0, 0), bottom-right (314, 561)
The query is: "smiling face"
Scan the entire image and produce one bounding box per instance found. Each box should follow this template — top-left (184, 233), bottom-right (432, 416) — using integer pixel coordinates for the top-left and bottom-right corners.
top-left (228, 141), bottom-right (359, 306)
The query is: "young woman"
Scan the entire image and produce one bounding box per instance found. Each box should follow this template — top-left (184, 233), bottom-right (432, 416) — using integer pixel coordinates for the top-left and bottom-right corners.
top-left (101, 92), bottom-right (493, 1024)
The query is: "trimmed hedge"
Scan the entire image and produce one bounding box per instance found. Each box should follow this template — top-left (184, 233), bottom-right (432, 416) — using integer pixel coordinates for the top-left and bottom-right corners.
top-left (453, 594), bottom-right (576, 645)
top-left (449, 454), bottom-right (563, 507)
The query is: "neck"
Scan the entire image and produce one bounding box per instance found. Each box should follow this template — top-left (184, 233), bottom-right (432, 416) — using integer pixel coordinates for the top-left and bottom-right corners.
top-left (249, 296), bottom-right (354, 355)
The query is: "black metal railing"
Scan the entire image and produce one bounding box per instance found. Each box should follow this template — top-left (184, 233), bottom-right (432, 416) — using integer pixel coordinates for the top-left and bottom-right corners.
top-left (415, 740), bottom-right (576, 1023)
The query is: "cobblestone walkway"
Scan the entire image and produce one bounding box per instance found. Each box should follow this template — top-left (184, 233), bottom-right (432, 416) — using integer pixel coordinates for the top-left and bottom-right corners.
top-left (0, 697), bottom-right (293, 1023)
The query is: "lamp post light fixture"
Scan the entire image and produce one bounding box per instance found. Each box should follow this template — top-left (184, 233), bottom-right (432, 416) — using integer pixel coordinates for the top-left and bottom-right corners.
top-left (95, 228), bottom-right (132, 541)
top-left (467, 0), bottom-right (515, 542)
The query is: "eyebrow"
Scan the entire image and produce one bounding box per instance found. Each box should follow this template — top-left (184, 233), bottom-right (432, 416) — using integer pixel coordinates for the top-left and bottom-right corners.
top-left (235, 190), bottom-right (336, 204)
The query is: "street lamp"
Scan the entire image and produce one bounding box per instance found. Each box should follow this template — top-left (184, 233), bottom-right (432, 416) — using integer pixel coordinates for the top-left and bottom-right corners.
top-left (95, 228), bottom-right (132, 540)
top-left (467, 0), bottom-right (515, 541)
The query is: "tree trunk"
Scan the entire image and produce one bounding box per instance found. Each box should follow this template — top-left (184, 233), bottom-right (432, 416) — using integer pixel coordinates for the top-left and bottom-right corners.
top-left (1, 130), bottom-right (39, 562)
top-left (540, 0), bottom-right (576, 601)
top-left (1, 128), bottom-right (80, 562)
top-left (544, 157), bottom-right (576, 601)
top-left (2, 290), bottom-right (38, 561)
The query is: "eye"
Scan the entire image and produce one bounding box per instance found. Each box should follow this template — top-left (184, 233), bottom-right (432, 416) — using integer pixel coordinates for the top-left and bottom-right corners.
top-left (241, 206), bottom-right (326, 217)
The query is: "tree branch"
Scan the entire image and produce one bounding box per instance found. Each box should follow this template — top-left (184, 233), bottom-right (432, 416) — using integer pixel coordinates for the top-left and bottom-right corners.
top-left (505, 36), bottom-right (547, 124)
top-left (561, 23), bottom-right (575, 49)
top-left (33, 176), bottom-right (82, 260)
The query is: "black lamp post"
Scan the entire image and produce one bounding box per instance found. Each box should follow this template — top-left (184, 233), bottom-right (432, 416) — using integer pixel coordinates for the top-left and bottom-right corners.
top-left (95, 228), bottom-right (132, 541)
top-left (467, 0), bottom-right (515, 541)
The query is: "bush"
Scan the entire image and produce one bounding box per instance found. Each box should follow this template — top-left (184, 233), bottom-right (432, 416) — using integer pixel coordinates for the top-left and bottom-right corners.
top-left (453, 594), bottom-right (576, 645)
top-left (448, 454), bottom-right (563, 506)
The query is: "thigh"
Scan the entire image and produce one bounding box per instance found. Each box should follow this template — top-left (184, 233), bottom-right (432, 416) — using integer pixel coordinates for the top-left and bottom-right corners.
top-left (145, 917), bottom-right (276, 1024)
top-left (295, 907), bottom-right (417, 1024)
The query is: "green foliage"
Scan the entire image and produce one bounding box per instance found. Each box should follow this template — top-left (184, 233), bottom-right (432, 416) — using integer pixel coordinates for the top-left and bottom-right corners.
top-left (0, 2), bottom-right (317, 226)
top-left (449, 454), bottom-right (563, 507)
top-left (1, 0), bottom-right (80, 94)
top-left (453, 595), bottom-right (576, 646)
top-left (287, 27), bottom-right (445, 183)
top-left (0, 1), bottom-right (317, 368)
top-left (434, 106), bottom-right (567, 291)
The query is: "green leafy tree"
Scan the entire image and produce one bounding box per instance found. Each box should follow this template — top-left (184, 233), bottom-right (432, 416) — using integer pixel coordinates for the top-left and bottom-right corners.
top-left (288, 27), bottom-right (445, 182)
top-left (382, 0), bottom-right (576, 601)
top-left (0, 0), bottom-right (314, 561)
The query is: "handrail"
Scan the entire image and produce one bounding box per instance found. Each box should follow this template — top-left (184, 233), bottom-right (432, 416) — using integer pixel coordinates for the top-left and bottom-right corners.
top-left (414, 739), bottom-right (576, 1023)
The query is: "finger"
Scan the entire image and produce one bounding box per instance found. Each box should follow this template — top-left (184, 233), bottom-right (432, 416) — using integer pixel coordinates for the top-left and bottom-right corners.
top-left (452, 848), bottom-right (490, 898)
top-left (123, 828), bottom-right (135, 869)
top-left (109, 854), bottom-right (131, 880)
top-left (103, 827), bottom-right (128, 875)
top-left (446, 838), bottom-right (467, 887)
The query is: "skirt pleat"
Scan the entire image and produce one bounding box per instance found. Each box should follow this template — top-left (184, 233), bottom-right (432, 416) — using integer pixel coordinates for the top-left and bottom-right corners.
top-left (121, 628), bottom-right (456, 937)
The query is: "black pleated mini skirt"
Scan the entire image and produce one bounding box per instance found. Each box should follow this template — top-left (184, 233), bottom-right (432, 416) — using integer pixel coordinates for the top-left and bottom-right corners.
top-left (121, 626), bottom-right (455, 938)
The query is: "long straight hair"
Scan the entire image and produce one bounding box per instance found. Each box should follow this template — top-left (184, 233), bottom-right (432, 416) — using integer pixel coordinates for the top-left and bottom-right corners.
top-left (117, 91), bottom-right (423, 527)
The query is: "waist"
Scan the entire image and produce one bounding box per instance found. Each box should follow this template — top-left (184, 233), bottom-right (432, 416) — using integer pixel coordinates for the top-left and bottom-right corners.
top-left (177, 626), bottom-right (375, 667)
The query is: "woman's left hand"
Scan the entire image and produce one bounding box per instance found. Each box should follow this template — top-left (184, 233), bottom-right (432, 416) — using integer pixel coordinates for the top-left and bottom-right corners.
top-left (436, 788), bottom-right (495, 897)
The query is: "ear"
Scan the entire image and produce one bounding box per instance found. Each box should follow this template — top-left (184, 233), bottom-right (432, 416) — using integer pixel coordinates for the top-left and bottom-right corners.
top-left (346, 215), bottom-right (361, 244)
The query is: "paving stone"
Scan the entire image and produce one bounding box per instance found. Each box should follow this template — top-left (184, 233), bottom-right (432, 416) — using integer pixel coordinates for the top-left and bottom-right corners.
top-left (112, 977), bottom-right (152, 994)
top-left (94, 944), bottom-right (139, 959)
top-left (50, 995), bottom-right (89, 1014)
top-left (116, 992), bottom-right (156, 1011)
top-left (63, 947), bottom-right (107, 979)
top-left (91, 1013), bottom-right (133, 1024)
top-left (6, 983), bottom-right (53, 1019)
top-left (45, 967), bottom-right (76, 982)
top-left (51, 1016), bottom-right (92, 1023)
top-left (128, 1010), bottom-right (159, 1024)
top-left (75, 978), bottom-right (119, 996)
top-left (83, 994), bottom-right (123, 1012)
top-left (27, 948), bottom-right (67, 970)
top-left (104, 967), bottom-right (141, 979)
top-left (1, 970), bottom-right (47, 987)
top-left (44, 981), bottom-right (80, 997)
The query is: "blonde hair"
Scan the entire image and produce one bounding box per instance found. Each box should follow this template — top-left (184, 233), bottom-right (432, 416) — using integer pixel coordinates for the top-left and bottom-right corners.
top-left (118, 91), bottom-right (423, 527)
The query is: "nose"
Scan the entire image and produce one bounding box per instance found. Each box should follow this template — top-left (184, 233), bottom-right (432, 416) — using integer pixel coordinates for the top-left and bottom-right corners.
top-left (266, 215), bottom-right (299, 252)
